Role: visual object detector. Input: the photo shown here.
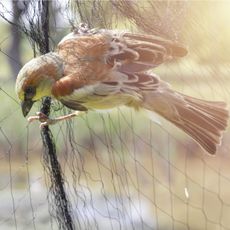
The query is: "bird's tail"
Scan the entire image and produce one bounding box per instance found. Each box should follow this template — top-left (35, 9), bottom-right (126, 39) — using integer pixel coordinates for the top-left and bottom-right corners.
top-left (142, 90), bottom-right (229, 154)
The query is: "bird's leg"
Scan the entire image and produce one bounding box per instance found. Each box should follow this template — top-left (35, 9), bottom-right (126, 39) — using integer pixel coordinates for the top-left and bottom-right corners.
top-left (28, 111), bottom-right (85, 128)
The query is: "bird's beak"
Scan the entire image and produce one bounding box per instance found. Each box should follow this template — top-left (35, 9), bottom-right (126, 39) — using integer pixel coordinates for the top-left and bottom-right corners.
top-left (21, 100), bottom-right (34, 117)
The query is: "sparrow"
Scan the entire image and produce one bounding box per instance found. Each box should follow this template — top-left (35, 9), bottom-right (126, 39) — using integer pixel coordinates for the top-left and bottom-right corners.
top-left (15, 24), bottom-right (229, 154)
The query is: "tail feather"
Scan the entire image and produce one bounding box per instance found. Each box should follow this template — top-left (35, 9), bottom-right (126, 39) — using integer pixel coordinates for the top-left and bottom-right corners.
top-left (143, 90), bottom-right (229, 154)
top-left (176, 120), bottom-right (218, 154)
top-left (183, 95), bottom-right (229, 129)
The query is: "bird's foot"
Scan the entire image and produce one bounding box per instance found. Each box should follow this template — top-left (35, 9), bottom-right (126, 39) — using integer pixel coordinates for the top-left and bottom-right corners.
top-left (28, 111), bottom-right (85, 128)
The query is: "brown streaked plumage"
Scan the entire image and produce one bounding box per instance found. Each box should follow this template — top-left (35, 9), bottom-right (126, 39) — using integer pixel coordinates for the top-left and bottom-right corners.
top-left (15, 25), bottom-right (229, 154)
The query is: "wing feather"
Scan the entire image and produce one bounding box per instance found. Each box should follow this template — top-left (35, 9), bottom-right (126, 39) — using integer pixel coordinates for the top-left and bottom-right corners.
top-left (54, 28), bottom-right (187, 100)
top-left (104, 30), bottom-right (188, 73)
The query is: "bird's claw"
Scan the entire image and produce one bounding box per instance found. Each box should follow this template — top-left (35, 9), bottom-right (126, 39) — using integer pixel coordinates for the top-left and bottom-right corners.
top-left (27, 111), bottom-right (86, 128)
top-left (28, 112), bottom-right (47, 123)
top-left (28, 112), bottom-right (57, 128)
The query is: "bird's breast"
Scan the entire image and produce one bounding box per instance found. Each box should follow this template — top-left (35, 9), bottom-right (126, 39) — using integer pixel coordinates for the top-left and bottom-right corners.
top-left (59, 84), bottom-right (137, 110)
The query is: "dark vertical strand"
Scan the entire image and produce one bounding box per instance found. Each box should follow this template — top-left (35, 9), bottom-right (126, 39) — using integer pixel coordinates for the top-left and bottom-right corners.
top-left (39, 1), bottom-right (75, 229)
top-left (41, 0), bottom-right (49, 54)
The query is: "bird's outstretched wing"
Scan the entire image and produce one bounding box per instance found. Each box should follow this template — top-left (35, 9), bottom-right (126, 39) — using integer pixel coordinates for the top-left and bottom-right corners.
top-left (57, 28), bottom-right (187, 75)
top-left (53, 28), bottom-right (187, 100)
top-left (106, 31), bottom-right (187, 73)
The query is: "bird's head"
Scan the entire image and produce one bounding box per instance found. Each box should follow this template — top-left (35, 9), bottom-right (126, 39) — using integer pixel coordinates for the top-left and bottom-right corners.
top-left (15, 52), bottom-right (63, 117)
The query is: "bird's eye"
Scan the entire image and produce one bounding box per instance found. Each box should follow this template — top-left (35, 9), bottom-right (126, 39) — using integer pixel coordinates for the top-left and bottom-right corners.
top-left (24, 86), bottom-right (35, 99)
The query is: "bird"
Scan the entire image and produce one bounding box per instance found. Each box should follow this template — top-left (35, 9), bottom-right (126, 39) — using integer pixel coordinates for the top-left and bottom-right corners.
top-left (15, 24), bottom-right (229, 154)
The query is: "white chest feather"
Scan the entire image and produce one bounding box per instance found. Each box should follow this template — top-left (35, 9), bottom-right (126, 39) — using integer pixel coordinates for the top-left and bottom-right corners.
top-left (61, 83), bottom-right (141, 110)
